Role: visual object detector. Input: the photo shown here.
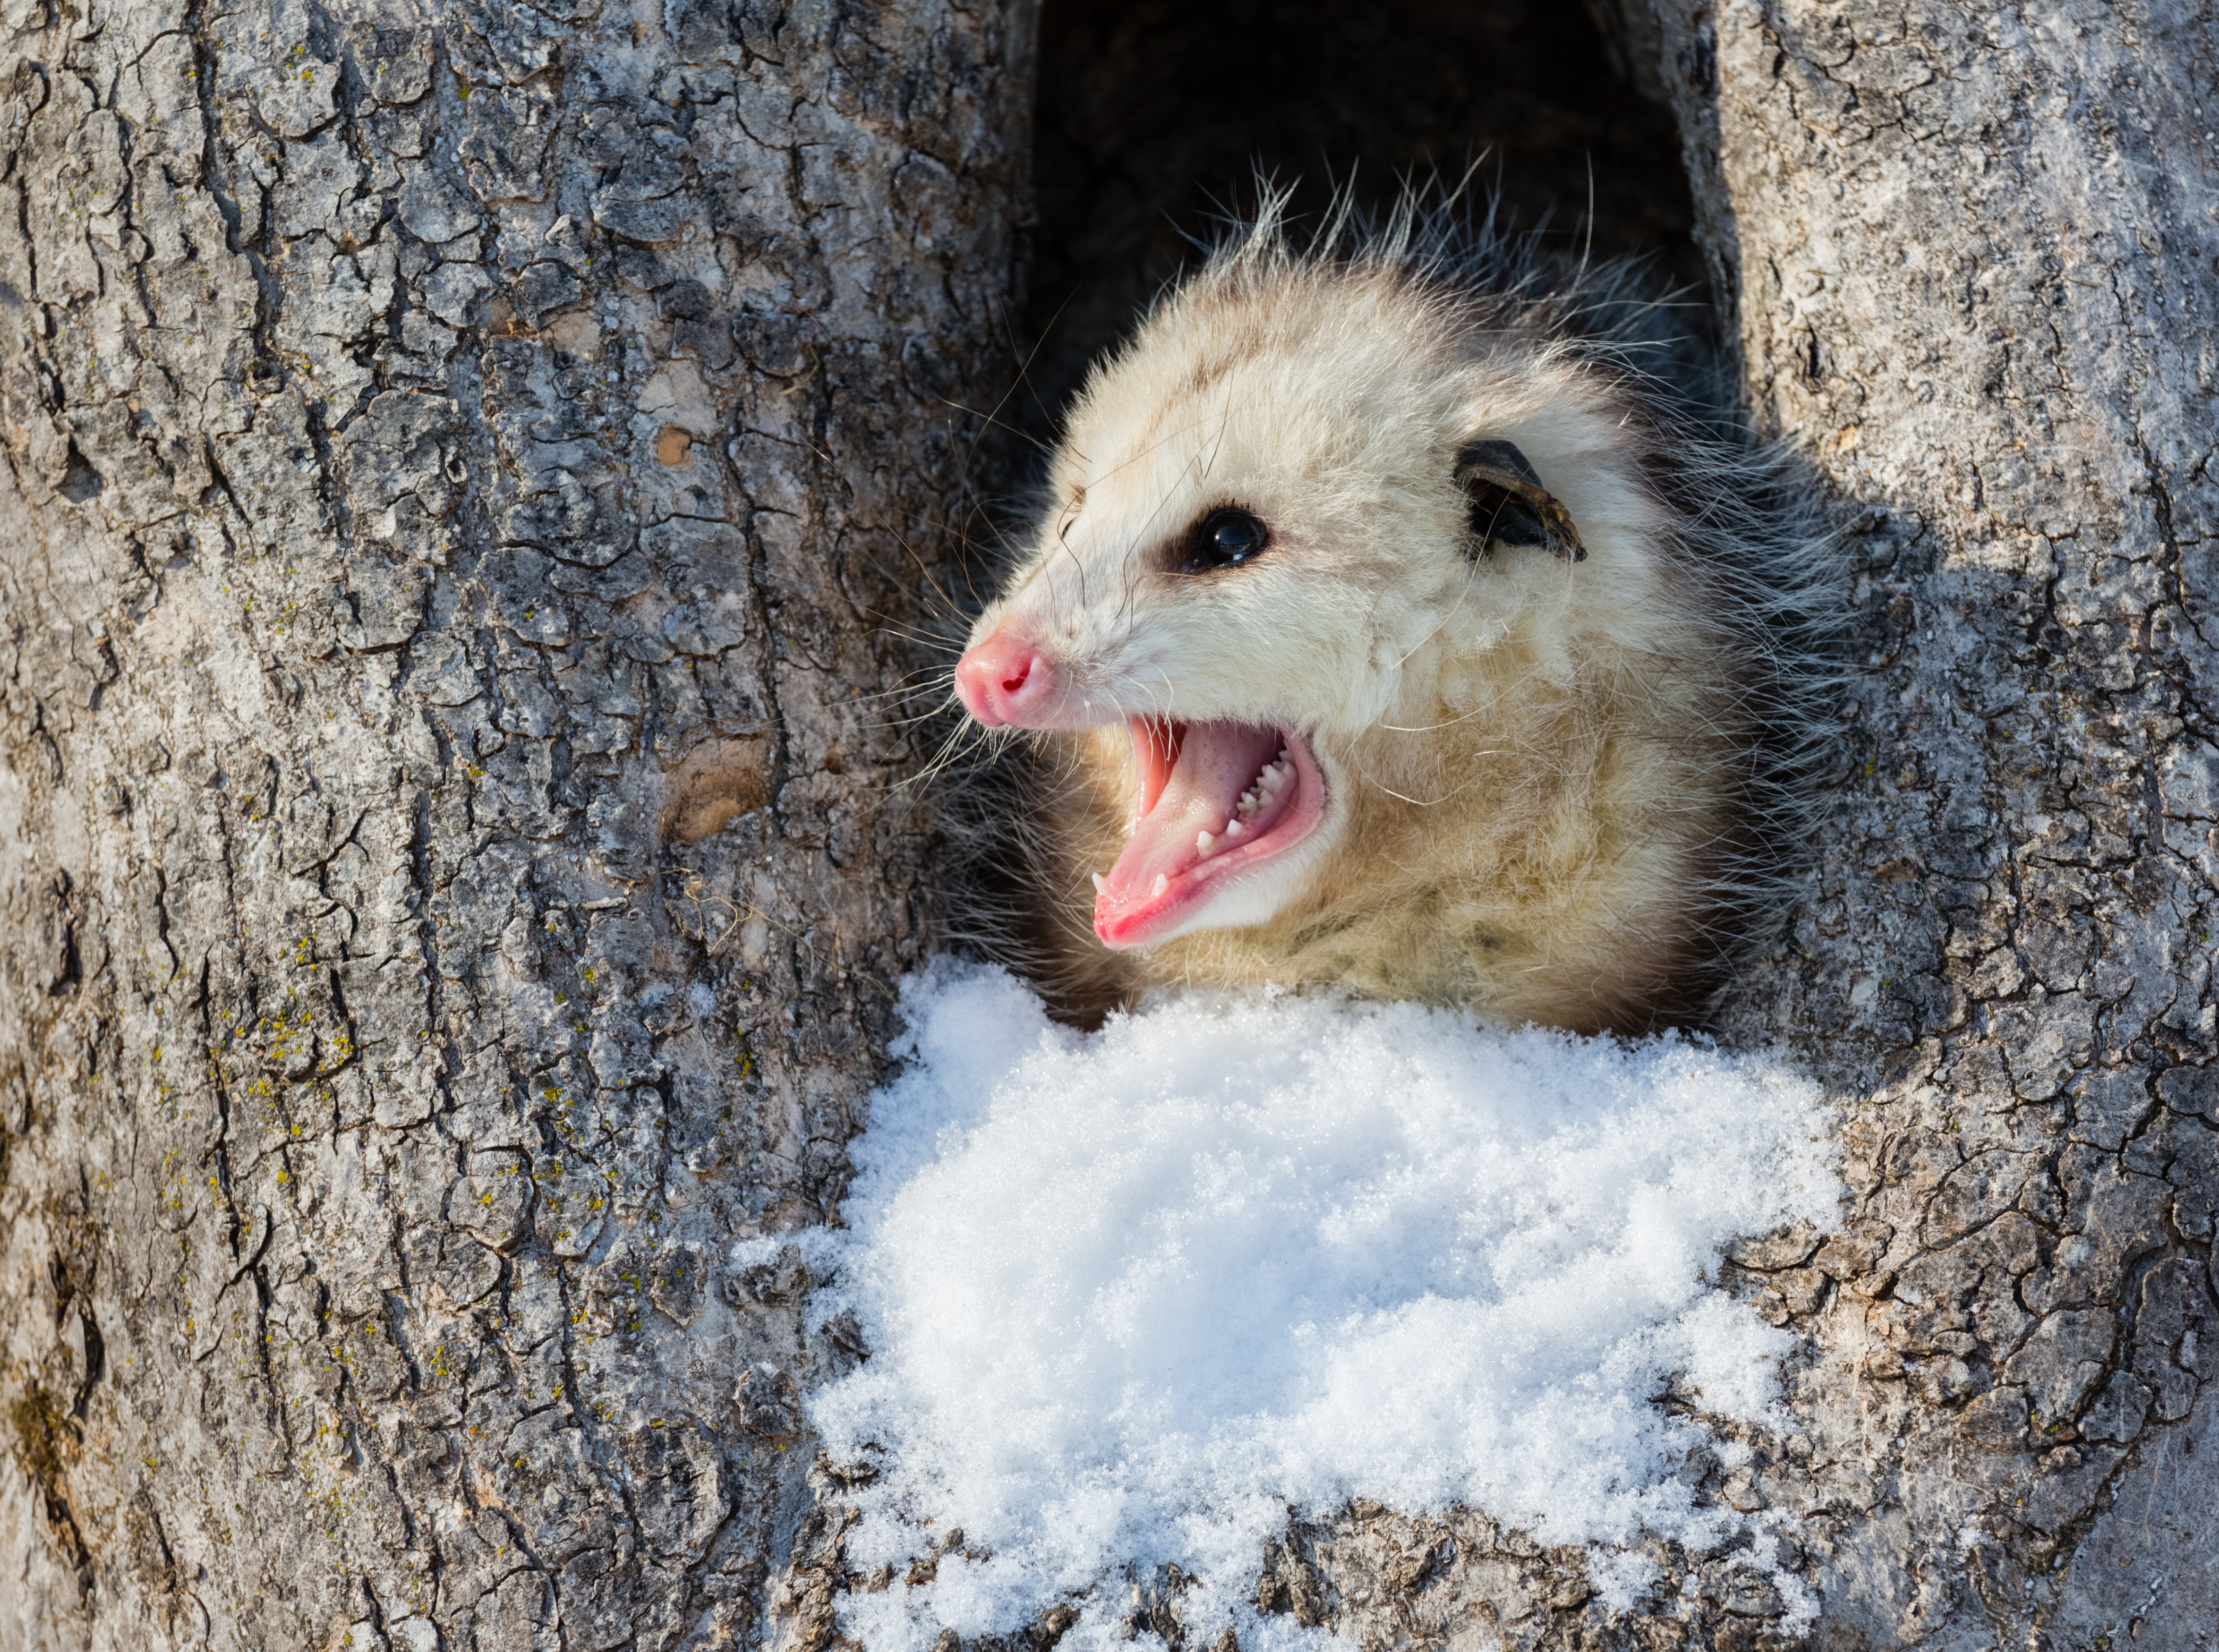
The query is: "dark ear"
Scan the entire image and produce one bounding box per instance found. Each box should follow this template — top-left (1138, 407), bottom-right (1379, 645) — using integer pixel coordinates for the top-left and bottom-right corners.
top-left (1454, 439), bottom-right (1587, 562)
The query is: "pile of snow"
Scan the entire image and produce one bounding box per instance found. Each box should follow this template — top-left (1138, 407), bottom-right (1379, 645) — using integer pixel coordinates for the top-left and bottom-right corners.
top-left (780, 963), bottom-right (1840, 1650)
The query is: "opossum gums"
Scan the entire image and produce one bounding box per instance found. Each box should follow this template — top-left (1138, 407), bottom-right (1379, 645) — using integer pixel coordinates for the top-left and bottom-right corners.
top-left (949, 185), bottom-right (1842, 1035)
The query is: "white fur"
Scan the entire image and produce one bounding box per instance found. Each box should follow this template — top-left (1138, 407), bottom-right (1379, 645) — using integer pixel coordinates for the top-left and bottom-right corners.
top-left (958, 189), bottom-right (1841, 1032)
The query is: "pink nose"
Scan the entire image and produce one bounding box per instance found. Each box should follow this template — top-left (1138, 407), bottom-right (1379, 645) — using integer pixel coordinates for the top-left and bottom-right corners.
top-left (955, 633), bottom-right (1056, 727)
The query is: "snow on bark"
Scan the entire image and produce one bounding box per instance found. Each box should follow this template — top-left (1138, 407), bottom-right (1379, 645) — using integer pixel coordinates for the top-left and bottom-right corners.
top-left (804, 966), bottom-right (1844, 1650)
top-left (0, 2), bottom-right (1031, 1650)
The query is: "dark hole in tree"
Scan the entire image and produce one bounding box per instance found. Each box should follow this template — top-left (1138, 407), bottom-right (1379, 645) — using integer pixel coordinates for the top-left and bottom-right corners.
top-left (1016, 0), bottom-right (1703, 442)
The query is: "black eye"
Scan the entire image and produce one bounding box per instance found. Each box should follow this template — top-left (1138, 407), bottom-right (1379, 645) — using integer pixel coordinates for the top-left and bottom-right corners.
top-left (1181, 507), bottom-right (1269, 572)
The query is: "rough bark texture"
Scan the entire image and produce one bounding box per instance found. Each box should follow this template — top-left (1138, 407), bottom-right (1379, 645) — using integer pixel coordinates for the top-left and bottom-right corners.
top-left (0, 1), bottom-right (1030, 1650)
top-left (1654, 2), bottom-right (2218, 1644)
top-left (11, 1), bottom-right (2219, 1651)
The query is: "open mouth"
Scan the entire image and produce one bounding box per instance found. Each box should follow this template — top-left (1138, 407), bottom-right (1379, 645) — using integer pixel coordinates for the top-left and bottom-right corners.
top-left (1092, 716), bottom-right (1327, 950)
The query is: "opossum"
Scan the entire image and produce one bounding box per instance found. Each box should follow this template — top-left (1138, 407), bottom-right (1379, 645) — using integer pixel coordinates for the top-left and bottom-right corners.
top-left (950, 192), bottom-right (1838, 1034)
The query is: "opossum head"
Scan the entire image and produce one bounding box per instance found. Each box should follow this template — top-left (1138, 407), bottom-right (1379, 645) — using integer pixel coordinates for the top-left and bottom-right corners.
top-left (956, 254), bottom-right (1675, 954)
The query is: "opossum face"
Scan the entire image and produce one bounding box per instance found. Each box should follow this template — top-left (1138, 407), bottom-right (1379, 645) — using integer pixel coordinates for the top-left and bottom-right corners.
top-left (955, 271), bottom-right (1639, 953)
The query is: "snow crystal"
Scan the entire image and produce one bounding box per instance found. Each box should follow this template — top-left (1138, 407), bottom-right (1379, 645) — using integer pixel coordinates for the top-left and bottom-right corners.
top-left (792, 962), bottom-right (1841, 1650)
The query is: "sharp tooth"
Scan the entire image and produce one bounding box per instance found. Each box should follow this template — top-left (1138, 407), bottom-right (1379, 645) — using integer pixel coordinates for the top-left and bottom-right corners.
top-left (1092, 873), bottom-right (1107, 893)
top-left (1224, 819), bottom-right (1244, 837)
top-left (1151, 873), bottom-right (1168, 897)
top-left (1196, 830), bottom-right (1215, 852)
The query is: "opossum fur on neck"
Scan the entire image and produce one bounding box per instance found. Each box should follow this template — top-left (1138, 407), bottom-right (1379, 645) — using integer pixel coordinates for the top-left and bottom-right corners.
top-left (947, 188), bottom-right (1841, 1035)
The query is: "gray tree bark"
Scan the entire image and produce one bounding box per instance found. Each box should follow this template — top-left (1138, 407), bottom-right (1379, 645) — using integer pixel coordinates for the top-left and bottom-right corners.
top-left (0, 3), bottom-right (1030, 1651)
top-left (1651, 2), bottom-right (2219, 1644)
top-left (10, 1), bottom-right (2219, 1651)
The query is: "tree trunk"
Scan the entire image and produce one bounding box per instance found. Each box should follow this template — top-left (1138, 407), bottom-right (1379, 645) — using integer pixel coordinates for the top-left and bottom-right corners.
top-left (0, 2), bottom-right (1030, 1650)
top-left (10, 0), bottom-right (2218, 1649)
top-left (1648, 1), bottom-right (2218, 1643)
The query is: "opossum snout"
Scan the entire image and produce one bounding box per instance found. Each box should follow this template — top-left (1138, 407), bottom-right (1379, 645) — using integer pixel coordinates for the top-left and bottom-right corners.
top-left (956, 630), bottom-right (1061, 728)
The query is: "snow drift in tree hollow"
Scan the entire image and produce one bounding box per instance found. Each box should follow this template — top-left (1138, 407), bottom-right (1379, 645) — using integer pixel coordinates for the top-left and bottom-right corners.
top-left (779, 962), bottom-right (1841, 1650)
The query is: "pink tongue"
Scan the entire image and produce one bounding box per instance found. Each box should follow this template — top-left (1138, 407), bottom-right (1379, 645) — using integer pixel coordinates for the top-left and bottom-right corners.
top-left (1099, 722), bottom-right (1286, 909)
